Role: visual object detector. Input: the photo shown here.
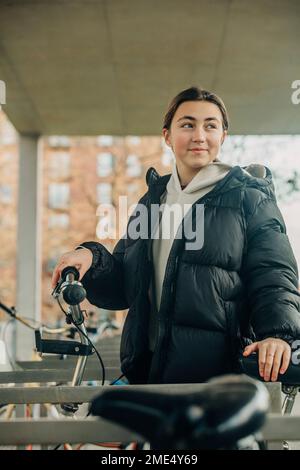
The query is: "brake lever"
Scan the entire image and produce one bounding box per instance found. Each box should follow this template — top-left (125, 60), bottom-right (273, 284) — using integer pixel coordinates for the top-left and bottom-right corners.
top-left (51, 278), bottom-right (64, 299)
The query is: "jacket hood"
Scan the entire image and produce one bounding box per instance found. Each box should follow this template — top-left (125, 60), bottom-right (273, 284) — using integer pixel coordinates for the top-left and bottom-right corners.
top-left (168, 160), bottom-right (233, 195)
top-left (241, 164), bottom-right (276, 199)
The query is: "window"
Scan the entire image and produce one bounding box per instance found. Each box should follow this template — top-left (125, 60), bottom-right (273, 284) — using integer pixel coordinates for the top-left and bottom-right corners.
top-left (49, 152), bottom-right (71, 178)
top-left (96, 135), bottom-right (114, 147)
top-left (48, 183), bottom-right (70, 209)
top-left (97, 183), bottom-right (112, 204)
top-left (127, 182), bottom-right (139, 194)
top-left (46, 247), bottom-right (69, 273)
top-left (127, 136), bottom-right (141, 146)
top-left (97, 153), bottom-right (114, 177)
top-left (0, 185), bottom-right (13, 204)
top-left (0, 120), bottom-right (17, 145)
top-left (48, 136), bottom-right (70, 148)
top-left (161, 139), bottom-right (174, 167)
top-left (46, 257), bottom-right (58, 273)
top-left (126, 154), bottom-right (142, 177)
top-left (127, 182), bottom-right (139, 206)
top-left (48, 213), bottom-right (70, 229)
top-left (161, 150), bottom-right (174, 167)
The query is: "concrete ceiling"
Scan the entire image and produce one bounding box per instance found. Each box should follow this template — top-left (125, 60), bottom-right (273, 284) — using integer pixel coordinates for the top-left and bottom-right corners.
top-left (0, 0), bottom-right (299, 136)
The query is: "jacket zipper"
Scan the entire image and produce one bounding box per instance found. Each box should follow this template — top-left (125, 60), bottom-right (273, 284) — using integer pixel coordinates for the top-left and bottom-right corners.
top-left (150, 193), bottom-right (213, 382)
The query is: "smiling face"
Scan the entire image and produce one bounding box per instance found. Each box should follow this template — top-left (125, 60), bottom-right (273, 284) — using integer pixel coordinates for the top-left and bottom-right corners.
top-left (163, 100), bottom-right (227, 184)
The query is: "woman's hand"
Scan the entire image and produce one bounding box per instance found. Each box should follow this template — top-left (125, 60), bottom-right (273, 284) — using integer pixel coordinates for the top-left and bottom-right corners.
top-left (51, 248), bottom-right (93, 289)
top-left (243, 338), bottom-right (291, 382)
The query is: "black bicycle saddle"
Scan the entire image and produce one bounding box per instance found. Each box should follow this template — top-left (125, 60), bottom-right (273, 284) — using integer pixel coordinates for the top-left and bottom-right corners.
top-left (90, 374), bottom-right (269, 449)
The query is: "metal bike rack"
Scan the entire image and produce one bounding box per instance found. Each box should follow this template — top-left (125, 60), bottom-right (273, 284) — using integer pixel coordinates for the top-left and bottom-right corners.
top-left (0, 414), bottom-right (299, 446)
top-left (16, 357), bottom-right (121, 369)
top-left (0, 382), bottom-right (292, 448)
top-left (0, 382), bottom-right (282, 409)
top-left (0, 367), bottom-right (121, 384)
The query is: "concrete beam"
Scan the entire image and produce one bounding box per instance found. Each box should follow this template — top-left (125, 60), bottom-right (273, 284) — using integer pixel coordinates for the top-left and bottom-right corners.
top-left (0, 1), bottom-right (300, 135)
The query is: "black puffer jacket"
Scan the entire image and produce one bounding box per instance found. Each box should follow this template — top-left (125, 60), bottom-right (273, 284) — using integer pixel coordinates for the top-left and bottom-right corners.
top-left (81, 165), bottom-right (300, 384)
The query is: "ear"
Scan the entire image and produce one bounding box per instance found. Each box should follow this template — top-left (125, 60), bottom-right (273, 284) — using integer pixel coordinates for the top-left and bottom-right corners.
top-left (163, 128), bottom-right (172, 147)
top-left (221, 130), bottom-right (227, 145)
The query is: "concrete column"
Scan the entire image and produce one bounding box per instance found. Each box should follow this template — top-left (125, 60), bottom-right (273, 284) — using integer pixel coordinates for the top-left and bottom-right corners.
top-left (16, 134), bottom-right (42, 360)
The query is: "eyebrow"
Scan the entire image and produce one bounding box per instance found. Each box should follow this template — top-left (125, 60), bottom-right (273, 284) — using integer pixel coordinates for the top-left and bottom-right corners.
top-left (177, 115), bottom-right (220, 123)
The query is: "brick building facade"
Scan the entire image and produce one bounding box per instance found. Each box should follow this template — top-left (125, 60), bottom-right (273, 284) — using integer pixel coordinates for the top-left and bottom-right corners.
top-left (0, 111), bottom-right (172, 323)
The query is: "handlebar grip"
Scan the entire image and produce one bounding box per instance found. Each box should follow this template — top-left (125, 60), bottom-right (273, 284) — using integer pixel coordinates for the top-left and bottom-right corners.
top-left (61, 266), bottom-right (80, 282)
top-left (240, 353), bottom-right (300, 385)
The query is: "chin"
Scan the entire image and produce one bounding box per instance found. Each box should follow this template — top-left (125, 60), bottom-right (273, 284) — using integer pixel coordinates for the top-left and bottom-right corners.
top-left (190, 159), bottom-right (211, 169)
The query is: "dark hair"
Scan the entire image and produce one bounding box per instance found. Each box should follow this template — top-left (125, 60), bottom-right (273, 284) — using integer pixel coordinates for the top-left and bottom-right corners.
top-left (163, 86), bottom-right (229, 131)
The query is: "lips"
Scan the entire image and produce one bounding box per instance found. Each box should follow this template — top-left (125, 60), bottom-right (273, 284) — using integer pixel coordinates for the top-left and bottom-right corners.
top-left (189, 148), bottom-right (208, 152)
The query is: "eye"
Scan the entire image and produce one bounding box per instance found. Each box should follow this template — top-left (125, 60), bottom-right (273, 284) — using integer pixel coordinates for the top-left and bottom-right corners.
top-left (181, 122), bottom-right (193, 128)
top-left (206, 123), bottom-right (217, 129)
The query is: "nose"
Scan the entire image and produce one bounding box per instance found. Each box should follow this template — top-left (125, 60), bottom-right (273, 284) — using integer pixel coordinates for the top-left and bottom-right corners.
top-left (192, 126), bottom-right (206, 143)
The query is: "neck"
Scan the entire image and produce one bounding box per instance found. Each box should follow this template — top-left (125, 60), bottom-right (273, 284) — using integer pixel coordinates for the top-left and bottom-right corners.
top-left (176, 163), bottom-right (207, 187)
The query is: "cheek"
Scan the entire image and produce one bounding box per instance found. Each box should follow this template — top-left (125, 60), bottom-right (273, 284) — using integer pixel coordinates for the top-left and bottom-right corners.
top-left (208, 135), bottom-right (222, 151)
top-left (173, 133), bottom-right (190, 151)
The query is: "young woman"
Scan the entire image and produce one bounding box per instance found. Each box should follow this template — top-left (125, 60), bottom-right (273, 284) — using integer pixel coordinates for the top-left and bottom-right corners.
top-left (52, 87), bottom-right (300, 385)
